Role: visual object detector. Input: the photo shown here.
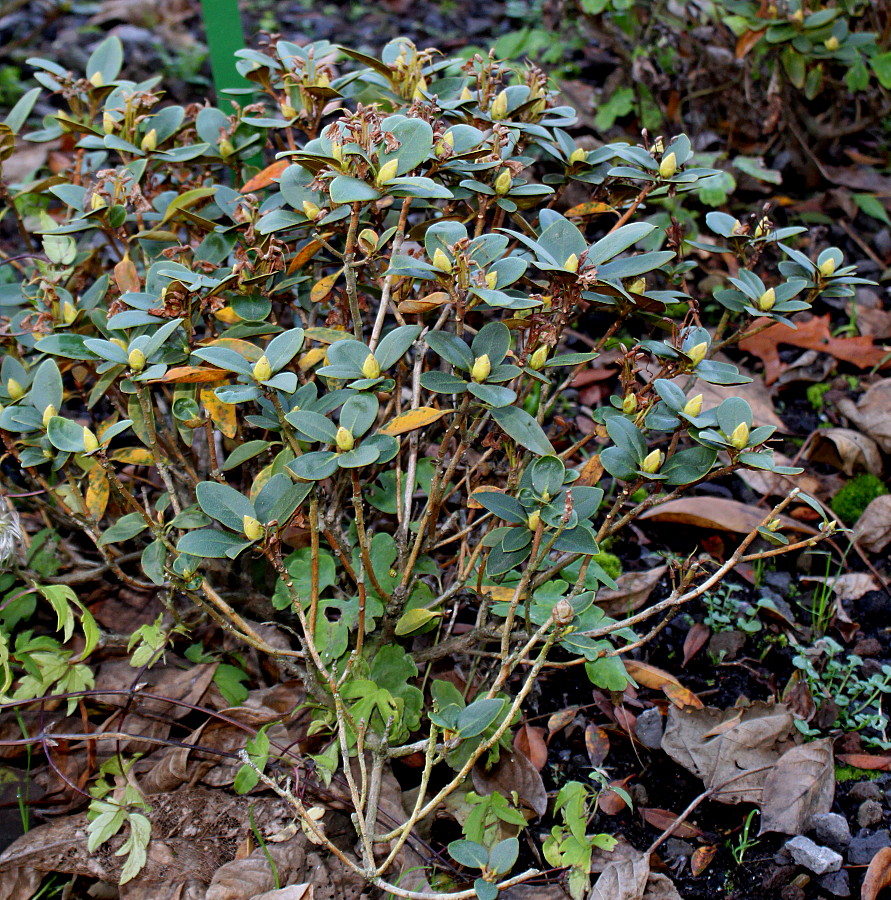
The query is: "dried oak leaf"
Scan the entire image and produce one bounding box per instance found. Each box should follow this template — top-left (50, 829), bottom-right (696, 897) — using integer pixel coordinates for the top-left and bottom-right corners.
top-left (758, 738), bottom-right (834, 835)
top-left (589, 846), bottom-right (682, 900)
top-left (806, 427), bottom-right (884, 477)
top-left (862, 847), bottom-right (891, 900)
top-left (853, 495), bottom-right (891, 554)
top-left (661, 702), bottom-right (795, 804)
top-left (472, 750), bottom-right (547, 818)
top-left (837, 379), bottom-right (891, 454)
top-left (738, 315), bottom-right (891, 385)
top-left (639, 498), bottom-right (814, 536)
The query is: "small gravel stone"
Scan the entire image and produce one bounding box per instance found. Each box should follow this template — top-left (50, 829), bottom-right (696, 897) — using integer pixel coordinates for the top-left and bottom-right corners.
top-left (780, 886), bottom-right (805, 900)
top-left (785, 836), bottom-right (843, 875)
top-left (848, 829), bottom-right (891, 865)
top-left (858, 799), bottom-right (884, 828)
top-left (818, 870), bottom-right (851, 898)
top-left (853, 637), bottom-right (882, 657)
top-left (664, 838), bottom-right (693, 859)
top-left (849, 781), bottom-right (882, 803)
top-left (634, 707), bottom-right (664, 750)
top-left (812, 812), bottom-right (851, 850)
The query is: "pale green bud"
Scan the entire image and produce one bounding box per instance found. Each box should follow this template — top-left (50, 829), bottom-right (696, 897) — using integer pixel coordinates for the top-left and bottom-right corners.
top-left (335, 426), bottom-right (355, 452)
top-left (682, 394), bottom-right (703, 418)
top-left (361, 353), bottom-right (381, 379)
top-left (252, 355), bottom-right (272, 382)
top-left (128, 348), bottom-right (146, 372)
top-left (641, 449), bottom-right (664, 474)
top-left (7, 378), bottom-right (24, 400)
top-left (432, 248), bottom-right (453, 273)
top-left (494, 168), bottom-right (512, 195)
top-left (140, 128), bottom-right (157, 152)
top-left (377, 158), bottom-right (399, 185)
top-left (757, 287), bottom-right (776, 311)
top-left (563, 253), bottom-right (579, 273)
top-left (242, 515), bottom-right (264, 541)
top-left (529, 346), bottom-right (549, 371)
top-left (687, 341), bottom-right (708, 367)
top-left (730, 421), bottom-right (750, 450)
top-left (83, 427), bottom-right (100, 453)
top-left (471, 354), bottom-right (491, 383)
top-left (819, 257), bottom-right (837, 277)
top-left (659, 152), bottom-right (678, 179)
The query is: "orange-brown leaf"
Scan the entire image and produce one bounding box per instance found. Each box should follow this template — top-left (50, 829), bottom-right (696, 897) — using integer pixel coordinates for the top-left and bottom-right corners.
top-left (240, 159), bottom-right (289, 193)
top-left (378, 407), bottom-right (452, 436)
top-left (585, 724), bottom-right (610, 767)
top-left (547, 707), bottom-right (578, 737)
top-left (110, 447), bottom-right (155, 466)
top-left (576, 453), bottom-right (604, 487)
top-left (836, 753), bottom-right (891, 771)
top-left (160, 366), bottom-right (229, 384)
top-left (288, 239), bottom-right (325, 273)
top-left (683, 622), bottom-right (711, 667)
top-left (469, 485), bottom-right (507, 509)
top-left (624, 660), bottom-right (682, 690)
top-left (663, 682), bottom-right (704, 710)
top-left (735, 29), bottom-right (765, 58)
top-left (514, 724), bottom-right (548, 771)
top-left (398, 291), bottom-right (451, 314)
top-left (598, 776), bottom-right (632, 815)
top-left (863, 847), bottom-right (891, 900)
top-left (691, 845), bottom-right (717, 877)
top-left (739, 314), bottom-right (891, 385)
top-left (310, 269), bottom-right (342, 304)
top-left (640, 807), bottom-right (705, 839)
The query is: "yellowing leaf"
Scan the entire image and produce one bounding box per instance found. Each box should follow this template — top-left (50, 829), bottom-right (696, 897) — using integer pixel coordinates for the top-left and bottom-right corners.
top-left (250, 462), bottom-right (275, 502)
top-left (214, 306), bottom-right (242, 324)
top-left (110, 447), bottom-right (155, 466)
top-left (299, 348), bottom-right (327, 371)
top-left (200, 388), bottom-right (237, 438)
top-left (160, 187), bottom-right (217, 224)
top-left (484, 585), bottom-right (520, 604)
top-left (469, 485), bottom-right (506, 509)
top-left (200, 337), bottom-right (264, 363)
top-left (395, 607), bottom-right (442, 635)
top-left (378, 407), bottom-right (452, 436)
top-left (398, 291), bottom-right (450, 314)
top-left (113, 254), bottom-right (140, 293)
top-left (288, 238), bottom-right (325, 273)
top-left (86, 467), bottom-right (109, 520)
top-left (311, 269), bottom-right (342, 304)
top-left (565, 201), bottom-right (614, 218)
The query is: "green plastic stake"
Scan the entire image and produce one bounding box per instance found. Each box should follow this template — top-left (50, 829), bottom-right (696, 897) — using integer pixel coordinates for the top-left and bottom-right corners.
top-left (200, 0), bottom-right (263, 169)
top-left (201, 0), bottom-right (249, 97)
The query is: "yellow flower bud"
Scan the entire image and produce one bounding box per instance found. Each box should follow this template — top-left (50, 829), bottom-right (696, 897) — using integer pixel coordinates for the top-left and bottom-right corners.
top-left (218, 137), bottom-right (235, 158)
top-left (330, 142), bottom-right (343, 163)
top-left (252, 355), bottom-right (272, 382)
top-left (687, 341), bottom-right (708, 367)
top-left (628, 277), bottom-right (647, 295)
top-left (527, 510), bottom-right (541, 531)
top-left (569, 147), bottom-right (587, 165)
top-left (824, 35), bottom-right (840, 51)
top-left (111, 338), bottom-right (128, 352)
top-left (377, 158), bottom-right (399, 185)
top-left (361, 353), bottom-right (381, 379)
top-left (484, 270), bottom-right (498, 290)
top-left (622, 394), bottom-right (638, 414)
top-left (529, 345), bottom-right (549, 371)
top-left (242, 515), bottom-right (264, 541)
top-left (280, 101), bottom-right (298, 120)
top-left (302, 200), bottom-right (321, 220)
top-left (552, 598), bottom-right (575, 626)
top-left (62, 301), bottom-right (78, 324)
top-left (471, 354), bottom-right (491, 384)
top-left (754, 217), bottom-right (770, 238)
top-left (335, 426), bottom-right (355, 452)
top-left (563, 253), bottom-right (579, 273)
top-left (729, 421), bottom-right (750, 450)
top-left (731, 219), bottom-right (747, 235)
top-left (90, 192), bottom-right (107, 211)
top-left (432, 247), bottom-right (453, 274)
top-left (490, 90), bottom-right (508, 120)
top-left (757, 287), bottom-right (776, 311)
top-left (767, 518), bottom-right (781, 532)
top-left (140, 128), bottom-right (157, 152)
top-left (494, 168), bottom-right (512, 195)
top-left (659, 152), bottom-right (678, 179)
top-left (436, 131), bottom-right (455, 156)
top-left (459, 86), bottom-right (473, 101)
top-left (682, 394), bottom-right (703, 418)
top-left (641, 448), bottom-right (664, 474)
top-left (819, 257), bottom-right (837, 277)
top-left (7, 378), bottom-right (24, 400)
top-left (42, 405), bottom-right (57, 428)
top-left (89, 71), bottom-right (104, 88)
top-left (315, 71), bottom-right (331, 88)
top-left (128, 348), bottom-right (146, 372)
top-left (83, 427), bottom-right (100, 453)
top-left (791, 8), bottom-right (804, 24)
top-left (102, 112), bottom-right (116, 134)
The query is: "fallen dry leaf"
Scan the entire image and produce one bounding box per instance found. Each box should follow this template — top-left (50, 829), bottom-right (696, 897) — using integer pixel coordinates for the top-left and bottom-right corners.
top-left (682, 623), bottom-right (710, 667)
top-left (693, 372), bottom-right (784, 431)
top-left (640, 808), bottom-right (705, 840)
top-left (661, 702), bottom-right (795, 804)
top-left (598, 776), bottom-right (633, 815)
top-left (585, 724), bottom-right (610, 767)
top-left (663, 682), bottom-right (704, 710)
top-left (853, 495), bottom-right (891, 554)
top-left (806, 427), bottom-right (884, 477)
top-left (802, 573), bottom-right (880, 602)
top-left (862, 847), bottom-right (891, 900)
top-left (596, 566), bottom-right (668, 617)
top-left (836, 378), bottom-right (891, 453)
top-left (639, 498), bottom-right (814, 536)
top-left (690, 845), bottom-right (717, 877)
top-left (514, 724), bottom-right (548, 771)
top-left (739, 315), bottom-right (891, 385)
top-left (546, 707), bottom-right (578, 738)
top-left (624, 661), bottom-right (682, 690)
top-left (473, 750), bottom-right (547, 818)
top-left (589, 845), bottom-right (682, 900)
top-left (759, 738), bottom-right (834, 835)
top-left (836, 753), bottom-right (891, 771)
